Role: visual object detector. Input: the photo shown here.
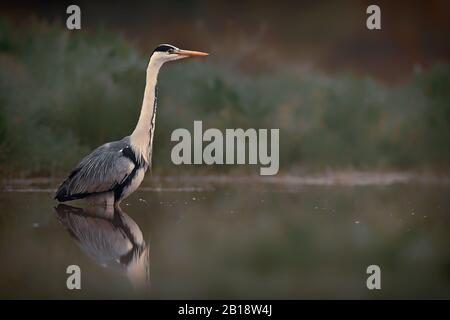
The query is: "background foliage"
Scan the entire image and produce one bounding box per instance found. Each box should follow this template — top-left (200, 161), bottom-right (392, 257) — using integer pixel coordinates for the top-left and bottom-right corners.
top-left (0, 20), bottom-right (449, 177)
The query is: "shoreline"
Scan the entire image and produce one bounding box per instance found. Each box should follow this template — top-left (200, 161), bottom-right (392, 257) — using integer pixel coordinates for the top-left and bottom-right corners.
top-left (2, 171), bottom-right (450, 193)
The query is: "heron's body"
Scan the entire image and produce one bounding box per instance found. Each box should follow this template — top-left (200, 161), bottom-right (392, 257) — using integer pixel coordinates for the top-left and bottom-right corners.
top-left (55, 136), bottom-right (148, 206)
top-left (55, 44), bottom-right (208, 207)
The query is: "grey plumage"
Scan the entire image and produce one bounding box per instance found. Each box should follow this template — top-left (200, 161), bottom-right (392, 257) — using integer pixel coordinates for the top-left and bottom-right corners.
top-left (55, 137), bottom-right (145, 203)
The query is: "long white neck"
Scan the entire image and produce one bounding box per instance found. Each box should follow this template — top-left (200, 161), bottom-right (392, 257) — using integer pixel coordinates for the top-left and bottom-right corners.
top-left (130, 56), bottom-right (163, 164)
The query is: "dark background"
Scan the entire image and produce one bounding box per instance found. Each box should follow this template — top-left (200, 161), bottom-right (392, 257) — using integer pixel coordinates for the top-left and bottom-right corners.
top-left (2, 0), bottom-right (449, 81)
top-left (0, 0), bottom-right (449, 176)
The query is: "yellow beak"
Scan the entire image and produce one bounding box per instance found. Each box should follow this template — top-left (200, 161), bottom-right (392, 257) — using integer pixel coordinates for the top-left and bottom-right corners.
top-left (176, 49), bottom-right (209, 57)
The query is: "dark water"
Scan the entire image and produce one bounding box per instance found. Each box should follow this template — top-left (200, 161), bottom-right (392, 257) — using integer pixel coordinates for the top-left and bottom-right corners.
top-left (0, 177), bottom-right (449, 299)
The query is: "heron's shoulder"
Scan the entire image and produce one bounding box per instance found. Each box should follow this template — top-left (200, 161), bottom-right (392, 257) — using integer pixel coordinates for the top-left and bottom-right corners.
top-left (76, 137), bottom-right (130, 166)
top-left (78, 137), bottom-right (146, 169)
top-left (97, 137), bottom-right (131, 152)
top-left (102, 137), bottom-right (146, 167)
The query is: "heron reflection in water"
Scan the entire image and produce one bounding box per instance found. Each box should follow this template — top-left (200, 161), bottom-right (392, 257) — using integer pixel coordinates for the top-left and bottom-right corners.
top-left (55, 204), bottom-right (149, 290)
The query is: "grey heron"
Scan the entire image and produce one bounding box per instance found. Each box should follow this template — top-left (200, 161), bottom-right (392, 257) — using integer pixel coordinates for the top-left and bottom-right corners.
top-left (55, 44), bottom-right (208, 207)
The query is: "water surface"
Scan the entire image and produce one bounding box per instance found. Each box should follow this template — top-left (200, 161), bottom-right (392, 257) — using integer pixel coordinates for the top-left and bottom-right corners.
top-left (0, 175), bottom-right (449, 299)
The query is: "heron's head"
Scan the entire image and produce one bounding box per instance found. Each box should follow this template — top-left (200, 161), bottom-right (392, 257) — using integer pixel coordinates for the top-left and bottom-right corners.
top-left (151, 44), bottom-right (209, 64)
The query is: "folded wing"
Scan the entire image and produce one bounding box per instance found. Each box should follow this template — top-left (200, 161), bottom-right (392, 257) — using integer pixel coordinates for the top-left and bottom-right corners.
top-left (55, 138), bottom-right (135, 202)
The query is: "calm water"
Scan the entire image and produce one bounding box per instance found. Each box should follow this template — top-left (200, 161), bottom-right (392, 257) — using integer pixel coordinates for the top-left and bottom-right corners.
top-left (0, 175), bottom-right (449, 299)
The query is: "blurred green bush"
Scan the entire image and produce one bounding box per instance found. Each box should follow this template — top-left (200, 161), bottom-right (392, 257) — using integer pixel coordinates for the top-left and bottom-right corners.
top-left (0, 20), bottom-right (449, 177)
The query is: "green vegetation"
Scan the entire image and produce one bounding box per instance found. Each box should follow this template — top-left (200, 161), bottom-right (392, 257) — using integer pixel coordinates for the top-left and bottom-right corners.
top-left (0, 20), bottom-right (449, 177)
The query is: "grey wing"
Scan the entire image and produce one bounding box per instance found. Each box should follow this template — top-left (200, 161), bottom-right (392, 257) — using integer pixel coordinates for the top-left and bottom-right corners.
top-left (55, 137), bottom-right (135, 201)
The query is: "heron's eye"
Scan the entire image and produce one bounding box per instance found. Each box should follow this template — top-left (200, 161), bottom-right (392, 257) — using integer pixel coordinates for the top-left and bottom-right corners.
top-left (168, 49), bottom-right (174, 54)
